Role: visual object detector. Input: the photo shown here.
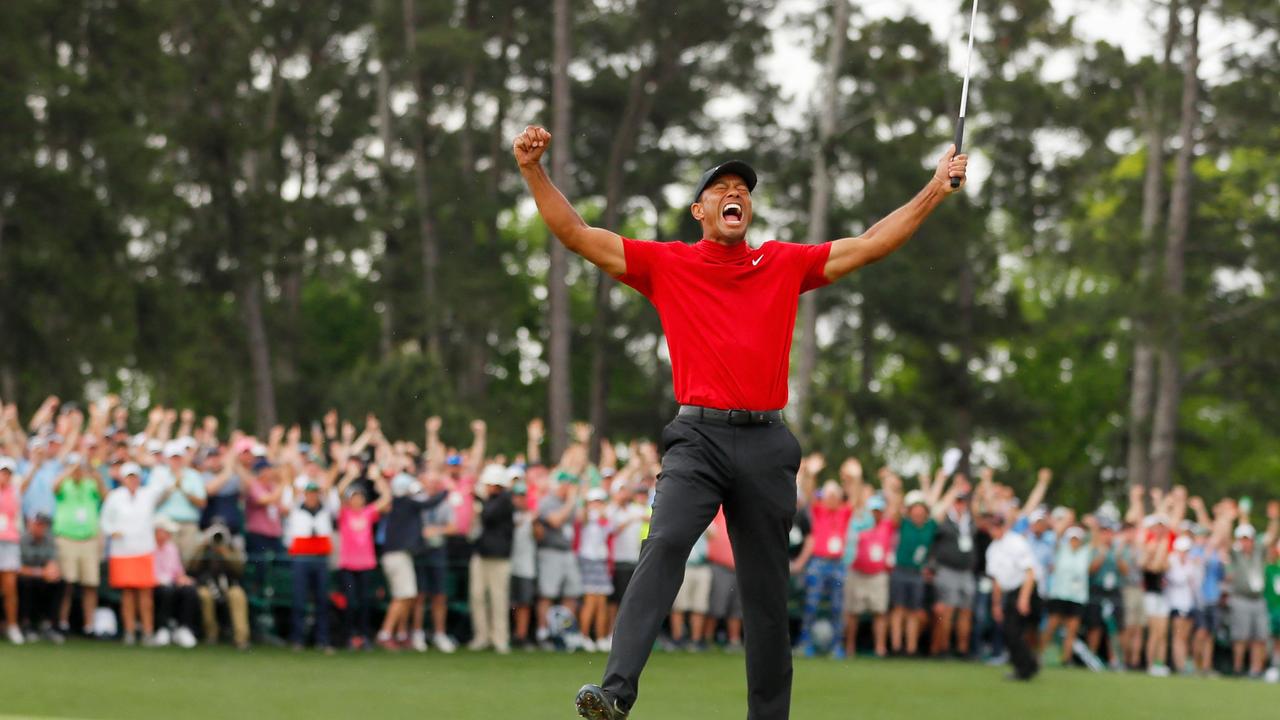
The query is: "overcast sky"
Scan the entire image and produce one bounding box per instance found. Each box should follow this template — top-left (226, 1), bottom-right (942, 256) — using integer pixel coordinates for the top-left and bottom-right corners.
top-left (745, 0), bottom-right (1259, 136)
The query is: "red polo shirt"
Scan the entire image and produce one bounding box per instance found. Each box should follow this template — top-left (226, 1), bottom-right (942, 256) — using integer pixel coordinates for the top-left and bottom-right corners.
top-left (618, 238), bottom-right (832, 411)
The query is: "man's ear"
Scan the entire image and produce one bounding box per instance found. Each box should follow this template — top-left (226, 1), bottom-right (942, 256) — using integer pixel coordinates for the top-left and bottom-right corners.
top-left (690, 202), bottom-right (704, 221)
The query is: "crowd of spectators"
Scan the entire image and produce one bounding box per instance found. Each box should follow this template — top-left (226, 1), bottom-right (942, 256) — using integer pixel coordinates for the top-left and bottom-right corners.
top-left (1, 394), bottom-right (1278, 683)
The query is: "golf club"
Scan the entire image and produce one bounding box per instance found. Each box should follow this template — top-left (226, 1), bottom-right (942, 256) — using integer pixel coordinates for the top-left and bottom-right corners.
top-left (953, 0), bottom-right (979, 188)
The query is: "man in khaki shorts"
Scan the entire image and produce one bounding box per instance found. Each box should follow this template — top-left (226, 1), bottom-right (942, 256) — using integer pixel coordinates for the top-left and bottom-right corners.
top-left (52, 457), bottom-right (107, 635)
top-left (843, 495), bottom-right (895, 657)
top-left (670, 529), bottom-right (713, 650)
top-left (1118, 523), bottom-right (1147, 668)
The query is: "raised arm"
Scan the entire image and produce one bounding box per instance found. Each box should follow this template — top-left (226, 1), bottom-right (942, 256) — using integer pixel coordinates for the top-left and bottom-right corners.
top-left (821, 147), bottom-right (968, 282)
top-left (467, 420), bottom-right (487, 474)
top-left (526, 418), bottom-right (544, 467)
top-left (797, 453), bottom-right (824, 509)
top-left (840, 458), bottom-right (864, 512)
top-left (1264, 501), bottom-right (1280, 549)
top-left (1020, 468), bottom-right (1052, 519)
top-left (514, 125), bottom-right (625, 276)
top-left (932, 474), bottom-right (969, 522)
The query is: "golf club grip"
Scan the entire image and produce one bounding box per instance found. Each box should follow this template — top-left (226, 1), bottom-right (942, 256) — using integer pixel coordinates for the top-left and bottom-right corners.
top-left (951, 117), bottom-right (965, 188)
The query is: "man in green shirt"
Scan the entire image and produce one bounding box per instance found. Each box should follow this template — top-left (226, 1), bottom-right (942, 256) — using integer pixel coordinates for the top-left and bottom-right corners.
top-left (1265, 541), bottom-right (1280, 682)
top-left (52, 459), bottom-right (107, 635)
top-left (890, 490), bottom-right (936, 655)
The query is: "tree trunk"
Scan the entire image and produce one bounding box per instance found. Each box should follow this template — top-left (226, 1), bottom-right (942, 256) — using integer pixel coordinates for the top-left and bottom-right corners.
top-left (587, 63), bottom-right (665, 459)
top-left (955, 245), bottom-right (975, 477)
top-left (1148, 1), bottom-right (1200, 490)
top-left (458, 0), bottom-right (477, 184)
top-left (376, 1), bottom-right (396, 359)
top-left (238, 273), bottom-right (278, 435)
top-left (0, 208), bottom-right (12, 403)
top-left (1126, 0), bottom-right (1179, 490)
top-left (402, 0), bottom-right (440, 359)
top-left (794, 0), bottom-right (851, 442)
top-left (547, 0), bottom-right (573, 459)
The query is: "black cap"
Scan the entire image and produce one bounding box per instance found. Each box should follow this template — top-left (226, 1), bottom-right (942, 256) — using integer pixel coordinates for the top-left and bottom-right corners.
top-left (692, 160), bottom-right (757, 203)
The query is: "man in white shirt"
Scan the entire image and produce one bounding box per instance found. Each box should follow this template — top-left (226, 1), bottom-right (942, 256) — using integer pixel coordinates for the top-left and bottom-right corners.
top-left (986, 513), bottom-right (1043, 681)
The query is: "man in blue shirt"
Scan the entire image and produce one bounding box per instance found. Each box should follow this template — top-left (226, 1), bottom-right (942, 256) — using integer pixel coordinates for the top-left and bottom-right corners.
top-left (21, 438), bottom-right (64, 522)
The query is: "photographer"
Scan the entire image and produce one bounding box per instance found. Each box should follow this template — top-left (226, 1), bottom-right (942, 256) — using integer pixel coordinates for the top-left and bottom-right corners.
top-left (189, 519), bottom-right (250, 649)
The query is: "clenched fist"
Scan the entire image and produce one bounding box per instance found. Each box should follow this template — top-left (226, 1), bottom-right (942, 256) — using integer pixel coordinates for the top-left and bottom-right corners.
top-left (933, 144), bottom-right (969, 193)
top-left (513, 125), bottom-right (551, 168)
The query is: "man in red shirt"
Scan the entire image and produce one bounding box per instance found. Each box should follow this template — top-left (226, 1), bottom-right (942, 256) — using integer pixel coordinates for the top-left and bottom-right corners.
top-left (513, 125), bottom-right (968, 720)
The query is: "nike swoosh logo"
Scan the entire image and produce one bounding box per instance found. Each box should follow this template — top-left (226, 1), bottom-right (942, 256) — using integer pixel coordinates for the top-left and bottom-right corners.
top-left (752, 256), bottom-right (763, 266)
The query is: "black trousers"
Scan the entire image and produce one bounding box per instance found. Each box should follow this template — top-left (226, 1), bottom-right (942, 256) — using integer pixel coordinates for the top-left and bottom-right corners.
top-left (602, 414), bottom-right (801, 720)
top-left (338, 569), bottom-right (375, 642)
top-left (1001, 582), bottom-right (1043, 680)
top-left (155, 584), bottom-right (200, 630)
top-left (18, 577), bottom-right (62, 628)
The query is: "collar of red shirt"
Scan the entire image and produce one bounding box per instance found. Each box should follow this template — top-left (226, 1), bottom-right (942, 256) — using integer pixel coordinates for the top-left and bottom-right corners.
top-left (694, 238), bottom-right (752, 262)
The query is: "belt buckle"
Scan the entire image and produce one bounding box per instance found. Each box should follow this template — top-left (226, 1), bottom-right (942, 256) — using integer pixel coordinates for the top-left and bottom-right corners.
top-left (727, 409), bottom-right (750, 426)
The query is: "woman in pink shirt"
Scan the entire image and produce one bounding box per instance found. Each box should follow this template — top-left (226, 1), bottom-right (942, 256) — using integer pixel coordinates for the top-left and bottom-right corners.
top-left (0, 457), bottom-right (32, 645)
top-left (336, 472), bottom-right (390, 649)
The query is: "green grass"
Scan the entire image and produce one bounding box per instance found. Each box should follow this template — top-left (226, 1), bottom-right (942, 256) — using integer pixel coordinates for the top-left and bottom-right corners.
top-left (0, 640), bottom-right (1270, 719)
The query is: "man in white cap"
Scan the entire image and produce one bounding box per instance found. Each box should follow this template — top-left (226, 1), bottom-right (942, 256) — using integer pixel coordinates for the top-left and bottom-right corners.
top-left (151, 442), bottom-right (207, 564)
top-left (468, 463), bottom-right (515, 653)
top-left (986, 513), bottom-right (1043, 681)
top-left (889, 490), bottom-right (936, 656)
top-left (1228, 511), bottom-right (1277, 677)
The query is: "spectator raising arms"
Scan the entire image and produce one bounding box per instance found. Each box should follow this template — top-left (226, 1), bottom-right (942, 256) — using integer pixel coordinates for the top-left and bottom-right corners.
top-left (51, 455), bottom-right (106, 637)
top-left (796, 453), bottom-right (855, 659)
top-left (1, 456), bottom-right (32, 644)
top-left (336, 468), bottom-right (392, 651)
top-left (284, 474), bottom-right (336, 653)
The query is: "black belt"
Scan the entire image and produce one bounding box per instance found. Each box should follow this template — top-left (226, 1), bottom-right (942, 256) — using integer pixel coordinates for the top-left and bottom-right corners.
top-left (677, 405), bottom-right (783, 426)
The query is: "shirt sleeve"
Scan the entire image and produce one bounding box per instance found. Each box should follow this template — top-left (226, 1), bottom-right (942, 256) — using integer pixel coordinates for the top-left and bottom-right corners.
top-left (796, 241), bottom-right (834, 294)
top-left (616, 238), bottom-right (664, 298)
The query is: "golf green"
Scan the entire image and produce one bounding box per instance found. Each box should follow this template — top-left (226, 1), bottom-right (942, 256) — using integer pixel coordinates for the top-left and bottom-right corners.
top-left (0, 641), bottom-right (1269, 719)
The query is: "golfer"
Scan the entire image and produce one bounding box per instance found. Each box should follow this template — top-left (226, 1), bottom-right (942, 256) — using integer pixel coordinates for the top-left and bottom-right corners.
top-left (513, 126), bottom-right (967, 720)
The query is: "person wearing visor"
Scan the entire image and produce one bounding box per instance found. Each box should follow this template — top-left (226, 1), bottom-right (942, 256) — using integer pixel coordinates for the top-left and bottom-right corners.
top-left (1042, 525), bottom-right (1091, 667)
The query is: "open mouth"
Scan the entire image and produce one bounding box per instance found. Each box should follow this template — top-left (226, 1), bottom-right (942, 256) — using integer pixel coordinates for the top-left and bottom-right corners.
top-left (722, 202), bottom-right (744, 226)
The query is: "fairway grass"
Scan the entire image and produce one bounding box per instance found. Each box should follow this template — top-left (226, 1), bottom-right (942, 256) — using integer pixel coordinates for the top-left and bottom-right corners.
top-left (0, 641), bottom-right (1271, 719)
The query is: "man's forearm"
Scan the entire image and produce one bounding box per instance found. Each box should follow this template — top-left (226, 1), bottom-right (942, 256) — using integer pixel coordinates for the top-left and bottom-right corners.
top-left (825, 180), bottom-right (947, 280)
top-left (520, 163), bottom-right (590, 251)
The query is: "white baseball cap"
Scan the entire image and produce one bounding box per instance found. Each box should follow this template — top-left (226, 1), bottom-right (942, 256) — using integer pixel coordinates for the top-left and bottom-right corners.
top-left (1142, 514), bottom-right (1167, 529)
top-left (586, 487), bottom-right (609, 503)
top-left (1173, 535), bottom-right (1192, 552)
top-left (0, 457), bottom-right (16, 473)
top-left (1063, 527), bottom-right (1086, 542)
top-left (155, 517), bottom-right (179, 534)
top-left (163, 442), bottom-right (185, 459)
top-left (1234, 524), bottom-right (1256, 540)
top-left (904, 490), bottom-right (928, 507)
top-left (120, 462), bottom-right (143, 479)
top-left (146, 439), bottom-right (164, 454)
top-left (480, 463), bottom-right (510, 488)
